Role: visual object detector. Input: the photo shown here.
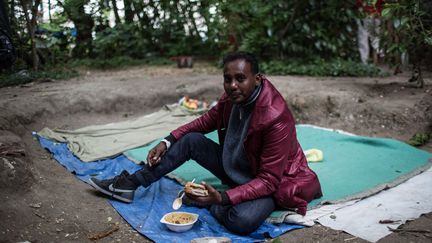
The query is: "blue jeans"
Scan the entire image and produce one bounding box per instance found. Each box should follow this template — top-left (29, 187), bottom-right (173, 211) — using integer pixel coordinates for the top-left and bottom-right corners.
top-left (133, 132), bottom-right (275, 235)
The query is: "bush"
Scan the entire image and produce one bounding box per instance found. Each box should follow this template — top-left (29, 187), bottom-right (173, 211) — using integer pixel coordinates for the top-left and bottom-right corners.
top-left (0, 67), bottom-right (79, 88)
top-left (68, 56), bottom-right (174, 69)
top-left (261, 59), bottom-right (388, 77)
top-left (93, 24), bottom-right (151, 59)
top-left (407, 133), bottom-right (431, 147)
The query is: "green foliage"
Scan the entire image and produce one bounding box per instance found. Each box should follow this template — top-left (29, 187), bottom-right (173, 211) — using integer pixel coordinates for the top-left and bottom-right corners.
top-left (407, 132), bottom-right (431, 146)
top-left (63, 0), bottom-right (94, 57)
top-left (261, 59), bottom-right (388, 77)
top-left (270, 237), bottom-right (282, 243)
top-left (63, 0), bottom-right (89, 19)
top-left (221, 1), bottom-right (358, 60)
top-left (0, 68), bottom-right (79, 88)
top-left (93, 24), bottom-right (151, 59)
top-left (38, 12), bottom-right (69, 32)
top-left (142, 57), bottom-right (176, 66)
top-left (381, 0), bottom-right (432, 65)
top-left (34, 27), bottom-right (73, 65)
top-left (11, 0), bottom-right (419, 81)
top-left (68, 56), bottom-right (174, 69)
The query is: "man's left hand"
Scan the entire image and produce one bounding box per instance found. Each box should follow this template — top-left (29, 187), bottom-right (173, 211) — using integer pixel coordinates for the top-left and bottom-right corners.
top-left (185, 182), bottom-right (222, 206)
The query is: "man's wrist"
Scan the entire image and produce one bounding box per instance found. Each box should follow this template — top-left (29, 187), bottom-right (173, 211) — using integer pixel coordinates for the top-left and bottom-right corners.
top-left (164, 134), bottom-right (177, 146)
top-left (161, 139), bottom-right (171, 149)
top-left (220, 191), bottom-right (231, 206)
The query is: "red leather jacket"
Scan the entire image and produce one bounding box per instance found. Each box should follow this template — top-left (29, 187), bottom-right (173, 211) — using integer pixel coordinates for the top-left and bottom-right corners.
top-left (172, 78), bottom-right (322, 215)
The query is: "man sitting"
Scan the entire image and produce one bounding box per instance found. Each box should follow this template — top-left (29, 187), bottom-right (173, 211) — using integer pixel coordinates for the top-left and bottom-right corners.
top-left (89, 52), bottom-right (322, 235)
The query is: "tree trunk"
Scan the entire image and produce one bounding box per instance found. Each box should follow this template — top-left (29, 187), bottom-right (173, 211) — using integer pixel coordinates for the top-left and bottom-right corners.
top-left (72, 14), bottom-right (94, 57)
top-left (185, 0), bottom-right (200, 37)
top-left (60, 0), bottom-right (94, 58)
top-left (95, 0), bottom-right (108, 33)
top-left (198, 2), bottom-right (212, 40)
top-left (131, 0), bottom-right (148, 32)
top-left (385, 18), bottom-right (402, 74)
top-left (136, 1), bottom-right (156, 47)
top-left (48, 0), bottom-right (52, 22)
top-left (111, 0), bottom-right (121, 24)
top-left (8, 0), bottom-right (20, 45)
top-left (177, 2), bottom-right (192, 36)
top-left (149, 0), bottom-right (159, 22)
top-left (408, 64), bottom-right (424, 88)
top-left (123, 0), bottom-right (134, 24)
top-left (9, 0), bottom-right (13, 25)
top-left (3, 0), bottom-right (9, 22)
top-left (19, 0), bottom-right (41, 71)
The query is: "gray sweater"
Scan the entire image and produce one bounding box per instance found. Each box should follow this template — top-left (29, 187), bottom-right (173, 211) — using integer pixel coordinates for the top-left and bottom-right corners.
top-left (222, 84), bottom-right (262, 185)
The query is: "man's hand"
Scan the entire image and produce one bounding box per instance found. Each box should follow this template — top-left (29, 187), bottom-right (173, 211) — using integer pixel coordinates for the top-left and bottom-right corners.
top-left (146, 141), bottom-right (167, 167)
top-left (185, 182), bottom-right (222, 206)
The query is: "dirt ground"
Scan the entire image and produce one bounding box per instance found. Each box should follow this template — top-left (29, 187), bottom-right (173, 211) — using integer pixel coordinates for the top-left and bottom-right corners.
top-left (0, 62), bottom-right (431, 243)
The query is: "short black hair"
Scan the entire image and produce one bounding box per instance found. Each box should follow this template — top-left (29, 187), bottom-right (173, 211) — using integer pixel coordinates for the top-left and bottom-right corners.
top-left (222, 52), bottom-right (259, 75)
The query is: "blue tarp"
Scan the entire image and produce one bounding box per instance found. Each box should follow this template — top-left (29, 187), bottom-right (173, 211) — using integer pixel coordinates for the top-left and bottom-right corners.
top-left (37, 135), bottom-right (303, 243)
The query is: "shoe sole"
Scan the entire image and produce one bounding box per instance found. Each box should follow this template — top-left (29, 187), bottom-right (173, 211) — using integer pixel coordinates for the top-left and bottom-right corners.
top-left (88, 178), bottom-right (133, 203)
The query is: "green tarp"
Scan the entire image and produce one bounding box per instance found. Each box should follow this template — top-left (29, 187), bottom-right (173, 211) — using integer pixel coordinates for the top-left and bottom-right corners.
top-left (125, 125), bottom-right (432, 209)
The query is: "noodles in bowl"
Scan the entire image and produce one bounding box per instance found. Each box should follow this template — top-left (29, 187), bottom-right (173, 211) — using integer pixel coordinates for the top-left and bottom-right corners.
top-left (165, 212), bottom-right (195, 224)
top-left (160, 212), bottom-right (199, 232)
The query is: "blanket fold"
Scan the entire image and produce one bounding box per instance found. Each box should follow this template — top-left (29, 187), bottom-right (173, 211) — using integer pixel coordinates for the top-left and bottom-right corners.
top-left (38, 104), bottom-right (201, 162)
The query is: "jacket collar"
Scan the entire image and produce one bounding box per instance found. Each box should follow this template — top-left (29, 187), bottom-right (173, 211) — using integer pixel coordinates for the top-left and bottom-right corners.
top-left (220, 77), bottom-right (284, 134)
top-left (247, 77), bottom-right (285, 135)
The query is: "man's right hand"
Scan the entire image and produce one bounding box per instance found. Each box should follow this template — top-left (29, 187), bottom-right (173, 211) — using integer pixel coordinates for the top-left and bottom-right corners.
top-left (146, 141), bottom-right (167, 167)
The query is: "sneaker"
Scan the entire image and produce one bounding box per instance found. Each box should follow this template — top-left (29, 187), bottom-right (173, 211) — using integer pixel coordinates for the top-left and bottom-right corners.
top-left (88, 170), bottom-right (137, 203)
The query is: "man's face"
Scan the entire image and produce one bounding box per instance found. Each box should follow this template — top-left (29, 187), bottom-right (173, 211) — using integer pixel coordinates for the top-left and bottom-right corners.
top-left (223, 59), bottom-right (261, 104)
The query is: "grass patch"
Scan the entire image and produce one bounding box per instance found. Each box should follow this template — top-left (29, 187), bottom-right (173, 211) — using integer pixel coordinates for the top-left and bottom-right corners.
top-left (407, 132), bottom-right (431, 146)
top-left (0, 67), bottom-right (79, 88)
top-left (0, 56), bottom-right (174, 88)
top-left (261, 59), bottom-right (389, 77)
top-left (270, 237), bottom-right (283, 243)
top-left (68, 56), bottom-right (175, 69)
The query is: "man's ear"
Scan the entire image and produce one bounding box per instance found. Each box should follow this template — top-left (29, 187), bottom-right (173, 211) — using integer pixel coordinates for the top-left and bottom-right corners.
top-left (255, 73), bottom-right (262, 86)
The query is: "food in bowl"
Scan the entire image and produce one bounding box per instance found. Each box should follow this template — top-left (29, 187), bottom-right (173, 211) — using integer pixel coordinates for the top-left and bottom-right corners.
top-left (160, 212), bottom-right (199, 232)
top-left (165, 212), bottom-right (195, 224)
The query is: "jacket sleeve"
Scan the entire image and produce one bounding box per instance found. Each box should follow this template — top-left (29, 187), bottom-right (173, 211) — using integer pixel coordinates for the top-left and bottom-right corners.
top-left (170, 98), bottom-right (224, 140)
top-left (225, 114), bottom-right (296, 204)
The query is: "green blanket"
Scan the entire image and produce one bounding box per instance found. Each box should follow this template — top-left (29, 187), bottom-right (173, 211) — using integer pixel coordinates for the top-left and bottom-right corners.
top-left (125, 125), bottom-right (432, 222)
top-left (38, 104), bottom-right (203, 162)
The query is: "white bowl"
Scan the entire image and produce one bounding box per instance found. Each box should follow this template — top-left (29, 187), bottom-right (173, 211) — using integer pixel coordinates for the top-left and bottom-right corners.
top-left (160, 211), bottom-right (199, 232)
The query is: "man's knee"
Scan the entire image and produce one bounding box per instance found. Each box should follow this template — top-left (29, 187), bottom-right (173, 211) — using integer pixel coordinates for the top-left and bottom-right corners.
top-left (181, 132), bottom-right (205, 144)
top-left (179, 132), bottom-right (210, 152)
top-left (222, 208), bottom-right (262, 235)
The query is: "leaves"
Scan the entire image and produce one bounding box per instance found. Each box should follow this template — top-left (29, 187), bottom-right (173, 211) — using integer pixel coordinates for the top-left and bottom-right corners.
top-left (381, 7), bottom-right (391, 18)
top-left (261, 59), bottom-right (388, 77)
top-left (381, 0), bottom-right (432, 65)
top-left (407, 133), bottom-right (431, 147)
top-left (425, 36), bottom-right (432, 46)
top-left (7, 0), bottom-right (431, 78)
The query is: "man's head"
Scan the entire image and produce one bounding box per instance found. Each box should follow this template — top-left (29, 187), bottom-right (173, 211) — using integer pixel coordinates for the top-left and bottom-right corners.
top-left (222, 52), bottom-right (262, 104)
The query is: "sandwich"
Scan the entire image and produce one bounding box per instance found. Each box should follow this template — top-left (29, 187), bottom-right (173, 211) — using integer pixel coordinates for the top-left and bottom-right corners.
top-left (184, 181), bottom-right (209, 197)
